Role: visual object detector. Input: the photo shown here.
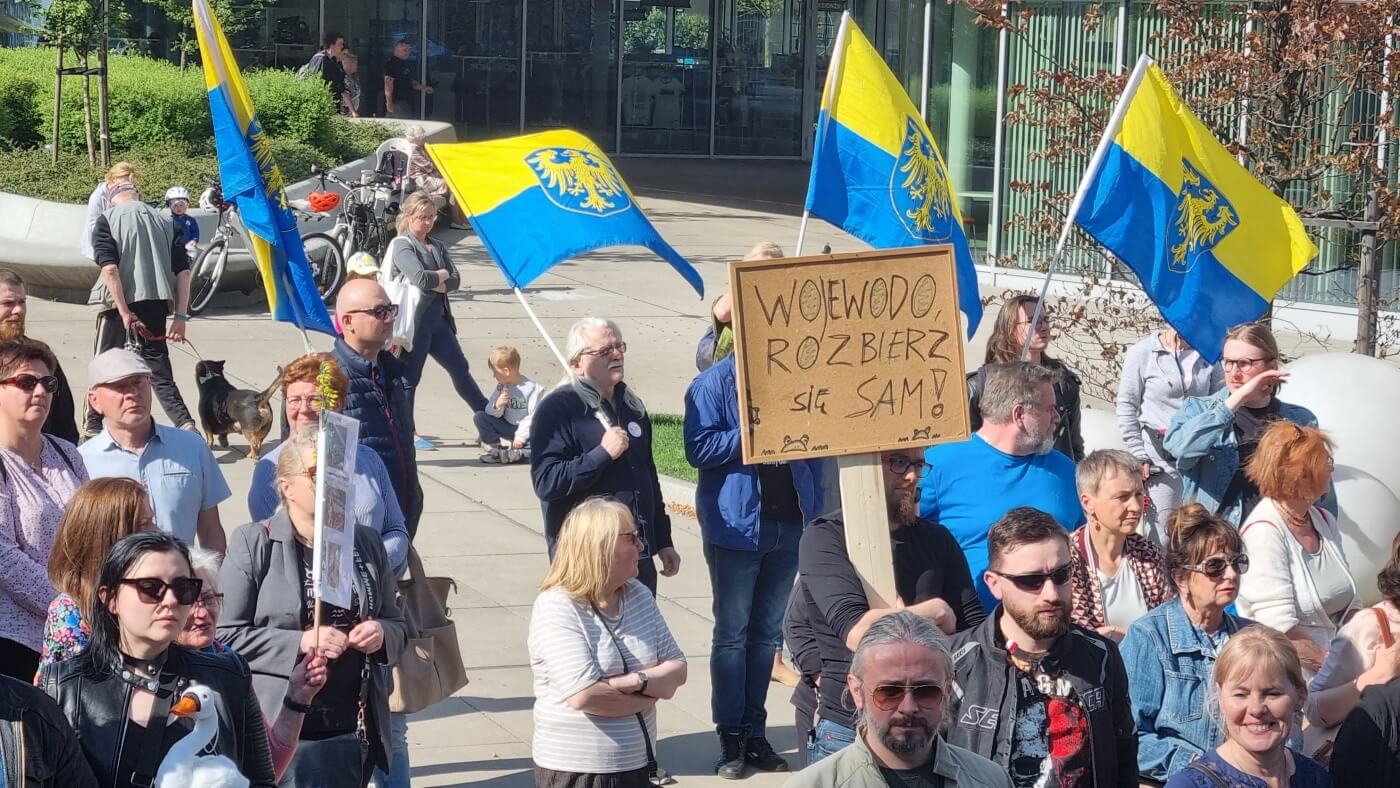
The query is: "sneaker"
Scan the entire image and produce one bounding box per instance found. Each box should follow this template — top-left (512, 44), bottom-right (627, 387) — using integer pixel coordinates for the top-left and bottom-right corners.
top-left (479, 448), bottom-right (503, 464)
top-left (744, 736), bottom-right (789, 772)
top-left (413, 436), bottom-right (433, 450)
top-left (715, 728), bottom-right (747, 780)
top-left (504, 448), bottom-right (525, 464)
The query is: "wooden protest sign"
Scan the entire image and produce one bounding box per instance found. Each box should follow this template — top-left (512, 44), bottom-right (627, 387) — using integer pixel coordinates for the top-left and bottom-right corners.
top-left (730, 246), bottom-right (972, 605)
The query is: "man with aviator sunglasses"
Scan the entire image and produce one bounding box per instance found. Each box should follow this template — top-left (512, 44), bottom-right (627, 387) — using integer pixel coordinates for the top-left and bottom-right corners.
top-left (947, 508), bottom-right (1136, 788)
top-left (788, 611), bottom-right (1010, 788)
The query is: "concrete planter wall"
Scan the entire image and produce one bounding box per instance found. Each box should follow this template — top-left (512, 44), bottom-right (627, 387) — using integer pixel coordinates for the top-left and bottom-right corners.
top-left (0, 119), bottom-right (454, 303)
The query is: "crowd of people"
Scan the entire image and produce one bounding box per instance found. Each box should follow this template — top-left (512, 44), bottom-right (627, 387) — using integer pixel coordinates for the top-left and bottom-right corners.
top-left (4, 198), bottom-right (1400, 788)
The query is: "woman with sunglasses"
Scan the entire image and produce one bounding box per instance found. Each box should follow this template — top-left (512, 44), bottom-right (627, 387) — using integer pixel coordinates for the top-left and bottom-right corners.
top-left (0, 338), bottom-right (88, 680)
top-left (1238, 421), bottom-right (1357, 679)
top-left (968, 293), bottom-right (1084, 460)
top-left (38, 530), bottom-right (276, 787)
top-left (42, 477), bottom-right (154, 668)
top-left (529, 497), bottom-right (687, 788)
top-left (386, 192), bottom-right (489, 433)
top-left (1119, 503), bottom-right (1254, 782)
top-left (247, 353), bottom-right (408, 576)
top-left (1164, 322), bottom-right (1331, 526)
top-left (220, 426), bottom-right (406, 788)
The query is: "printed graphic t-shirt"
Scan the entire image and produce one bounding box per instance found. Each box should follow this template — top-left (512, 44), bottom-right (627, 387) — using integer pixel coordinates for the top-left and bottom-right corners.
top-left (1008, 651), bottom-right (1094, 788)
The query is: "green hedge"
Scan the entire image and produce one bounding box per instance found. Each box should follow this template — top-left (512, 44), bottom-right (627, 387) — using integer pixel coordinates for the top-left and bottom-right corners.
top-left (0, 48), bottom-right (397, 202)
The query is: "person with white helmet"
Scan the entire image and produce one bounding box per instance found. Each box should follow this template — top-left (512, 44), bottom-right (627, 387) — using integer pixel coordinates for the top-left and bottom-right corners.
top-left (164, 185), bottom-right (199, 255)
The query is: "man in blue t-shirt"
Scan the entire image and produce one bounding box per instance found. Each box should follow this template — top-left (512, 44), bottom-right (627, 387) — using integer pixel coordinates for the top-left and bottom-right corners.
top-left (920, 361), bottom-right (1083, 610)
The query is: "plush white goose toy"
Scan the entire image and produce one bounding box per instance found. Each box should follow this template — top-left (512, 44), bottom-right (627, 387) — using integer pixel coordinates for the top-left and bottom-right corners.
top-left (153, 682), bottom-right (250, 788)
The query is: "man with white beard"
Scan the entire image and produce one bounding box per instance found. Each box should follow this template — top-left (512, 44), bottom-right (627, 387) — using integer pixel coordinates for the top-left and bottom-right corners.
top-left (919, 362), bottom-right (1083, 611)
top-left (0, 270), bottom-right (78, 443)
top-left (946, 508), bottom-right (1136, 788)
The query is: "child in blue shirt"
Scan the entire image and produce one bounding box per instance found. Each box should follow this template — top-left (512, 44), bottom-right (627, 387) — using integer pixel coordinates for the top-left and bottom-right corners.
top-left (165, 186), bottom-right (199, 254)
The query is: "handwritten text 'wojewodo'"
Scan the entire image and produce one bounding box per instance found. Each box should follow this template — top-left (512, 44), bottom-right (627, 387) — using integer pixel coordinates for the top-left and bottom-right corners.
top-left (750, 271), bottom-right (955, 421)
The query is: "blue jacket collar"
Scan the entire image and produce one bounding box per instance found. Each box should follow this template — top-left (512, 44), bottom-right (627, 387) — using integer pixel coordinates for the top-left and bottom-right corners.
top-left (1164, 598), bottom-right (1244, 655)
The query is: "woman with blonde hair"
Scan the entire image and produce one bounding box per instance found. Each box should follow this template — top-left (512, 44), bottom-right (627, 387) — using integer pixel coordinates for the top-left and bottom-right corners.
top-left (1165, 321), bottom-right (1330, 526)
top-left (81, 162), bottom-right (136, 261)
top-left (1237, 421), bottom-right (1357, 676)
top-left (41, 476), bottom-right (154, 666)
top-left (386, 192), bottom-right (488, 435)
top-left (528, 497), bottom-right (688, 787)
top-left (968, 293), bottom-right (1084, 459)
top-left (1163, 626), bottom-right (1330, 787)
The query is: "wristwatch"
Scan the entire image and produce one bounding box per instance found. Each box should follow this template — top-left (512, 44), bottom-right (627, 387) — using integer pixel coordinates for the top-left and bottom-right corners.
top-left (173, 313), bottom-right (191, 321)
top-left (635, 671), bottom-right (649, 695)
top-left (283, 696), bottom-right (314, 714)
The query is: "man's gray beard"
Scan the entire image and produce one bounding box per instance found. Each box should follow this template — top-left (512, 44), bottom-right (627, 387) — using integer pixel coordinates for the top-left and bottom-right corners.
top-left (887, 489), bottom-right (919, 528)
top-left (857, 705), bottom-right (937, 754)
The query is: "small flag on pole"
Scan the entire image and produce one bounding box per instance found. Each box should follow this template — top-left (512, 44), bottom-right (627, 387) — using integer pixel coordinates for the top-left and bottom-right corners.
top-left (428, 130), bottom-right (704, 297)
top-left (1074, 60), bottom-right (1317, 362)
top-left (192, 0), bottom-right (335, 335)
top-left (804, 13), bottom-right (982, 337)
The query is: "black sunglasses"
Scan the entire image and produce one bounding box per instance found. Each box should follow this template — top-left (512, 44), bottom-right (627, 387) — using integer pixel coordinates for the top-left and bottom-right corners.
top-left (1184, 554), bottom-right (1250, 580)
top-left (347, 304), bottom-right (399, 321)
top-left (868, 683), bottom-right (945, 711)
top-left (990, 563), bottom-right (1073, 593)
top-left (0, 374), bottom-right (58, 393)
top-left (119, 577), bottom-right (204, 606)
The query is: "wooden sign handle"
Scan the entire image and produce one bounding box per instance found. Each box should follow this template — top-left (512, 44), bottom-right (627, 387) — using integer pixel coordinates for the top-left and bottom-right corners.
top-left (837, 453), bottom-right (897, 609)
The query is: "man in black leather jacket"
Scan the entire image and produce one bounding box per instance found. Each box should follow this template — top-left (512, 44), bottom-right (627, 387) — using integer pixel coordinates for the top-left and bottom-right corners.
top-left (0, 673), bottom-right (97, 786)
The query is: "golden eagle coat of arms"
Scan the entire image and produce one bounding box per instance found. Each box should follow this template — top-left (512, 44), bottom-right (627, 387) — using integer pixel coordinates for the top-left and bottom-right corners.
top-left (1168, 159), bottom-right (1239, 274)
top-left (890, 116), bottom-right (954, 241)
top-left (526, 147), bottom-right (632, 217)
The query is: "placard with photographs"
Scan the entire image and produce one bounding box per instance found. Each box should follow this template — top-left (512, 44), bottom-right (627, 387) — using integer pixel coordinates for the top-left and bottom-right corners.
top-left (313, 410), bottom-right (360, 609)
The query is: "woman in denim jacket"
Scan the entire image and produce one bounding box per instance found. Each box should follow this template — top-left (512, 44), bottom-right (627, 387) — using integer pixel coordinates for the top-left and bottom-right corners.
top-left (1163, 323), bottom-right (1333, 526)
top-left (1119, 503), bottom-right (1254, 781)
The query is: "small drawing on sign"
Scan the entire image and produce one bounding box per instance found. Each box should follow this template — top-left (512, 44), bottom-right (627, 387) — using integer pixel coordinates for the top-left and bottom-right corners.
top-left (748, 405), bottom-right (761, 426)
top-left (911, 426), bottom-right (932, 440)
top-left (780, 434), bottom-right (810, 453)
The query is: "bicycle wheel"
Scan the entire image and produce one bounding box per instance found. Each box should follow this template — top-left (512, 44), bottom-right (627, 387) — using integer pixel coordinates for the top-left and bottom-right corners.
top-left (187, 238), bottom-right (228, 316)
top-left (302, 232), bottom-right (346, 305)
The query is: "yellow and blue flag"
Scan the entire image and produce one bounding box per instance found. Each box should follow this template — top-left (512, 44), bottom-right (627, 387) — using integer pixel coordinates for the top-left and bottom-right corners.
top-left (805, 14), bottom-right (981, 336)
top-left (193, 0), bottom-right (334, 335)
top-left (427, 131), bottom-right (703, 296)
top-left (1075, 62), bottom-right (1316, 362)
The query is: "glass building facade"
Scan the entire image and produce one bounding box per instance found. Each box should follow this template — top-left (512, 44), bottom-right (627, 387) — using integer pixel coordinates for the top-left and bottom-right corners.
top-left (22, 0), bottom-right (1397, 307)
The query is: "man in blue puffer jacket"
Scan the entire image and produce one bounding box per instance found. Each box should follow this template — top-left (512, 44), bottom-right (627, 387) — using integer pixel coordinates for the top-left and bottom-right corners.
top-left (333, 279), bottom-right (423, 537)
top-left (685, 352), bottom-right (827, 779)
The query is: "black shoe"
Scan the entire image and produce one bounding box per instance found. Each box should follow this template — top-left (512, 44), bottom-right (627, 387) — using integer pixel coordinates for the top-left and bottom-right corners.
top-left (745, 736), bottom-right (790, 772)
top-left (716, 728), bottom-right (747, 779)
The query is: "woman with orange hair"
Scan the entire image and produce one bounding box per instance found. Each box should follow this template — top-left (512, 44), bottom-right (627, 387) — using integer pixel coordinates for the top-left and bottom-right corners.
top-left (1237, 420), bottom-right (1358, 676)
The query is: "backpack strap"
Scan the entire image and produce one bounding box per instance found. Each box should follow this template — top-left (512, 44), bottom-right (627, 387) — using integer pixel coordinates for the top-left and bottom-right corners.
top-left (1185, 760), bottom-right (1230, 788)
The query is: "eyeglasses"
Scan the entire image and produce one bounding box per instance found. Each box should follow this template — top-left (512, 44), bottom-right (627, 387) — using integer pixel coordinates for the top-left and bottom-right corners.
top-left (1221, 357), bottom-right (1271, 372)
top-left (0, 374), bottom-right (57, 393)
top-left (618, 531), bottom-right (646, 548)
top-left (284, 396), bottom-right (324, 412)
top-left (867, 683), bottom-right (946, 711)
top-left (119, 577), bottom-right (204, 606)
top-left (346, 304), bottom-right (399, 321)
top-left (579, 342), bottom-right (627, 358)
top-left (990, 563), bottom-right (1073, 593)
top-left (1184, 554), bottom-right (1250, 580)
top-left (301, 465), bottom-right (319, 482)
top-left (195, 592), bottom-right (224, 610)
top-left (885, 454), bottom-right (931, 479)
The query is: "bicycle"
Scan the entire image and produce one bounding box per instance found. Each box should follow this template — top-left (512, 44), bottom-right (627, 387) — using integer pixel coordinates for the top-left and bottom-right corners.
top-left (187, 178), bottom-right (346, 316)
top-left (307, 165), bottom-right (401, 263)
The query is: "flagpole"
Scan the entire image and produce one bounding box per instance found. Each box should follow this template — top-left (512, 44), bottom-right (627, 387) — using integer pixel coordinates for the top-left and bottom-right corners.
top-left (795, 11), bottom-right (852, 257)
top-left (1020, 53), bottom-right (1153, 360)
top-left (920, 0), bottom-right (931, 121)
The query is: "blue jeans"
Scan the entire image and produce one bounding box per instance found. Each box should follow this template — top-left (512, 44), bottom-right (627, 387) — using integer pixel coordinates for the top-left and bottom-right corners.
top-left (703, 518), bottom-right (802, 734)
top-left (400, 300), bottom-right (488, 413)
top-left (371, 712), bottom-right (409, 788)
top-left (807, 719), bottom-right (856, 765)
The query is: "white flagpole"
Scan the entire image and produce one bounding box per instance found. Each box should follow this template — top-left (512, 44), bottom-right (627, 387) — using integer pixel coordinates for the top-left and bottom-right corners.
top-left (512, 286), bottom-right (613, 429)
top-left (920, 0), bottom-right (931, 121)
top-left (1020, 53), bottom-right (1154, 360)
top-left (795, 11), bottom-right (853, 257)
